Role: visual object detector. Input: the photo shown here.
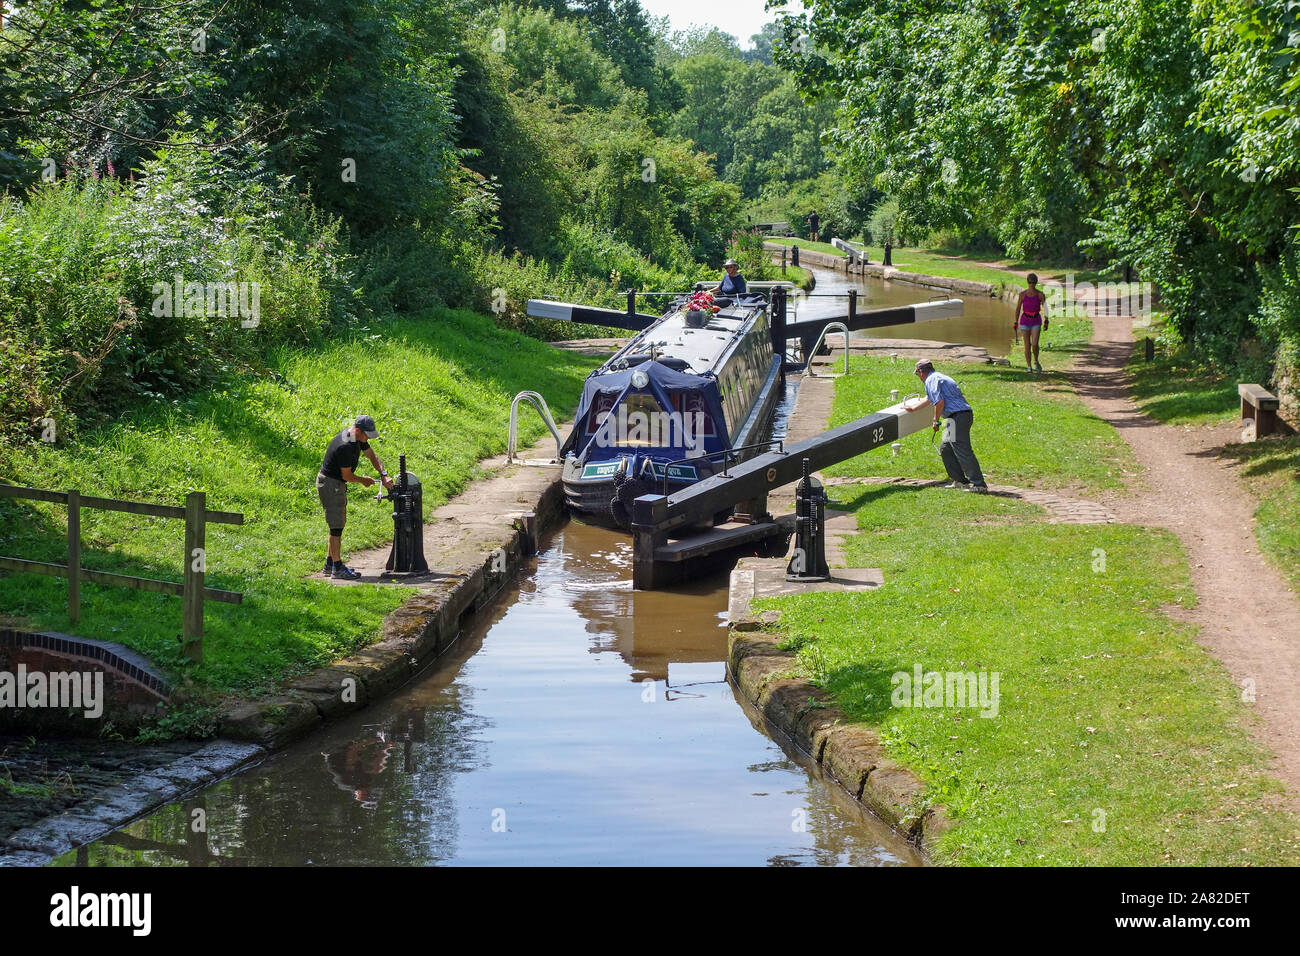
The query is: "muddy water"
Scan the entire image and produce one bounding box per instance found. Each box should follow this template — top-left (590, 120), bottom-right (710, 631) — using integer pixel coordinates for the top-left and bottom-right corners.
top-left (798, 266), bottom-right (1019, 357)
top-left (56, 522), bottom-right (919, 867)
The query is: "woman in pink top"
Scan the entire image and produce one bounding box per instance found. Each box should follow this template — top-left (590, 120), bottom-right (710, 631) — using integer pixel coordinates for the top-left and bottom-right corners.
top-left (1013, 272), bottom-right (1049, 372)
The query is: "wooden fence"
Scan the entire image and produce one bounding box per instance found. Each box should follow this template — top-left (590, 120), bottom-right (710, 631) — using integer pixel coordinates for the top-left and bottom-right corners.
top-left (0, 485), bottom-right (243, 662)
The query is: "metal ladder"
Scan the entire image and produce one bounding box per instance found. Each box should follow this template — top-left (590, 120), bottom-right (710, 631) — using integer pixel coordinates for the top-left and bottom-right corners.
top-left (507, 391), bottom-right (563, 465)
top-left (806, 321), bottom-right (850, 377)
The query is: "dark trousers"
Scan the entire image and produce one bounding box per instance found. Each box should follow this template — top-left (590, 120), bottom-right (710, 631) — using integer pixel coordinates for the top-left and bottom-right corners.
top-left (941, 410), bottom-right (985, 486)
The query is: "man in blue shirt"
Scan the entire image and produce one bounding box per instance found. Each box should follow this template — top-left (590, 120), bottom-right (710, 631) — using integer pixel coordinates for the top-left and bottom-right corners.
top-left (715, 259), bottom-right (747, 297)
top-left (915, 359), bottom-right (988, 492)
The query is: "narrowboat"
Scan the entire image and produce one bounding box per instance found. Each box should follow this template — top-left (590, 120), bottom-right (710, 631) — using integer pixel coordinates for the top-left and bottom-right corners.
top-left (535, 287), bottom-right (786, 527)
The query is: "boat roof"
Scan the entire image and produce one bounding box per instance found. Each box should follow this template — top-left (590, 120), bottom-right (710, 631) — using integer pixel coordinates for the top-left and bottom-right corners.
top-left (602, 299), bottom-right (767, 377)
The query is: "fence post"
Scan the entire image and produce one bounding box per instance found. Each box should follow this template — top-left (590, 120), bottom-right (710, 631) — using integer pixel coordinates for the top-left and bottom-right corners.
top-left (183, 491), bottom-right (205, 662)
top-left (67, 489), bottom-right (81, 624)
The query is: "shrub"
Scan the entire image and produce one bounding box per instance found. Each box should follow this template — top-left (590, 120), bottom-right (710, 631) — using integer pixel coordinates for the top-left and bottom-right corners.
top-left (0, 138), bottom-right (360, 441)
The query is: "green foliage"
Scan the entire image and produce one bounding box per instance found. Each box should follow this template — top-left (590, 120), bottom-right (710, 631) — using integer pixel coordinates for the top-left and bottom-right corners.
top-left (134, 702), bottom-right (221, 743)
top-left (0, 140), bottom-right (359, 441)
top-left (1254, 232), bottom-right (1300, 374)
top-left (0, 309), bottom-right (598, 691)
top-left (772, 0), bottom-right (1300, 392)
top-left (1, 0), bottom-right (773, 440)
top-left (724, 228), bottom-right (776, 282)
top-left (866, 198), bottom-right (901, 246)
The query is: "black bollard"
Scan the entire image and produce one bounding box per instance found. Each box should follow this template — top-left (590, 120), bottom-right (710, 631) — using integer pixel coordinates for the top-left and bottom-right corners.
top-left (384, 454), bottom-right (429, 574)
top-left (791, 244), bottom-right (800, 268)
top-left (770, 285), bottom-right (787, 362)
top-left (883, 241), bottom-right (893, 267)
top-left (786, 457), bottom-right (830, 582)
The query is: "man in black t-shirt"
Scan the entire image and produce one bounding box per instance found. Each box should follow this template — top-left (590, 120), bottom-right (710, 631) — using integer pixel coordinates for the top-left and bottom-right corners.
top-left (317, 414), bottom-right (394, 579)
top-left (807, 210), bottom-right (821, 242)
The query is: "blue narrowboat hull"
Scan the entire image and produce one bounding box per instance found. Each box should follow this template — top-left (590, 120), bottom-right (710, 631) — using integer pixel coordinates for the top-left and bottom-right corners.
top-left (561, 297), bottom-right (783, 527)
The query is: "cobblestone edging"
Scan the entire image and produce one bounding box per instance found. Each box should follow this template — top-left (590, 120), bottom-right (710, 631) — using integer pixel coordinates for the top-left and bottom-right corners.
top-left (725, 606), bottom-right (951, 861)
top-left (0, 740), bottom-right (265, 866)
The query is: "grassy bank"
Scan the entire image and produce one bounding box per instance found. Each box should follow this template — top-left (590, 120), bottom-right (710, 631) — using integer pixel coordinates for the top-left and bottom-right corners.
top-left (754, 351), bottom-right (1300, 865)
top-left (825, 319), bottom-right (1133, 494)
top-left (783, 264), bottom-right (814, 290)
top-left (1127, 330), bottom-right (1240, 425)
top-left (1126, 330), bottom-right (1298, 596)
top-left (1221, 435), bottom-right (1300, 596)
top-left (0, 309), bottom-right (598, 697)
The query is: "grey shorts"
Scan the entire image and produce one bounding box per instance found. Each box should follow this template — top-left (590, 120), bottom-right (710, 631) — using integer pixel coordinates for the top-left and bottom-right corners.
top-left (316, 472), bottom-right (347, 529)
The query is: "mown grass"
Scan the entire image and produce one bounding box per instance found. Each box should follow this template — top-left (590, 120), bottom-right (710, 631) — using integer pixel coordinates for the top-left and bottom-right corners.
top-left (825, 322), bottom-right (1134, 494)
top-left (765, 236), bottom-right (850, 259)
top-left (0, 309), bottom-right (598, 695)
top-left (918, 245), bottom-right (1117, 286)
top-left (1221, 435), bottom-right (1300, 595)
top-left (756, 484), bottom-right (1299, 865)
top-left (782, 264), bottom-right (814, 290)
top-left (757, 344), bottom-right (1300, 863)
top-left (1127, 331), bottom-right (1240, 425)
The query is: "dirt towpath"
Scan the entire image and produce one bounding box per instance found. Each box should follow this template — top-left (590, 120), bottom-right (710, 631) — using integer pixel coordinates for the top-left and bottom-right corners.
top-left (1067, 312), bottom-right (1300, 801)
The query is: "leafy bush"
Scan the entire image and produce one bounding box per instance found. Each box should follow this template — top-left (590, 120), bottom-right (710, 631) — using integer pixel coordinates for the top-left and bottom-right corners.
top-left (0, 139), bottom-right (360, 441)
top-left (725, 228), bottom-right (776, 281)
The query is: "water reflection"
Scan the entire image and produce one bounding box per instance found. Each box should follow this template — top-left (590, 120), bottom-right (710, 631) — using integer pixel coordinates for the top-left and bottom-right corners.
top-left (57, 524), bottom-right (919, 867)
top-left (798, 266), bottom-right (1019, 357)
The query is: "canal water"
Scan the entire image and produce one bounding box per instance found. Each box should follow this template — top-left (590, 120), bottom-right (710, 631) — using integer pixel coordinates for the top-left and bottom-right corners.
top-left (48, 274), bottom-right (998, 868)
top-left (56, 522), bottom-right (920, 867)
top-left (796, 266), bottom-right (1019, 358)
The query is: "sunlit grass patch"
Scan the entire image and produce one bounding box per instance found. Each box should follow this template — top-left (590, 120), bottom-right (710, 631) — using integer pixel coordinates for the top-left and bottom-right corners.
top-left (1221, 434), bottom-right (1300, 594)
top-left (757, 484), bottom-right (1300, 865)
top-left (825, 341), bottom-right (1133, 493)
top-left (1128, 333), bottom-right (1240, 425)
top-left (0, 309), bottom-right (599, 695)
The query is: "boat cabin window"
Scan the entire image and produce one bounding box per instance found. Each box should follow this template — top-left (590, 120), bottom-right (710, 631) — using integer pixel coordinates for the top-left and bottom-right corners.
top-left (668, 390), bottom-right (717, 437)
top-left (610, 391), bottom-right (668, 447)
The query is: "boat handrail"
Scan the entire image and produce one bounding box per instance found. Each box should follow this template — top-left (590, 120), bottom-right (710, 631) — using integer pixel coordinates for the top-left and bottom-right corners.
top-left (508, 391), bottom-right (563, 465)
top-left (806, 321), bottom-right (850, 378)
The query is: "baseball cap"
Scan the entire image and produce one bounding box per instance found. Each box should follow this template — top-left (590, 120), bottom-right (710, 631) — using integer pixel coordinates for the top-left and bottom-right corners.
top-left (914, 359), bottom-right (934, 373)
top-left (355, 414), bottom-right (380, 439)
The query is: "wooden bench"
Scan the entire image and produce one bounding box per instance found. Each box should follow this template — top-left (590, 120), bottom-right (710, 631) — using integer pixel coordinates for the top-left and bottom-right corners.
top-left (1239, 383), bottom-right (1280, 440)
